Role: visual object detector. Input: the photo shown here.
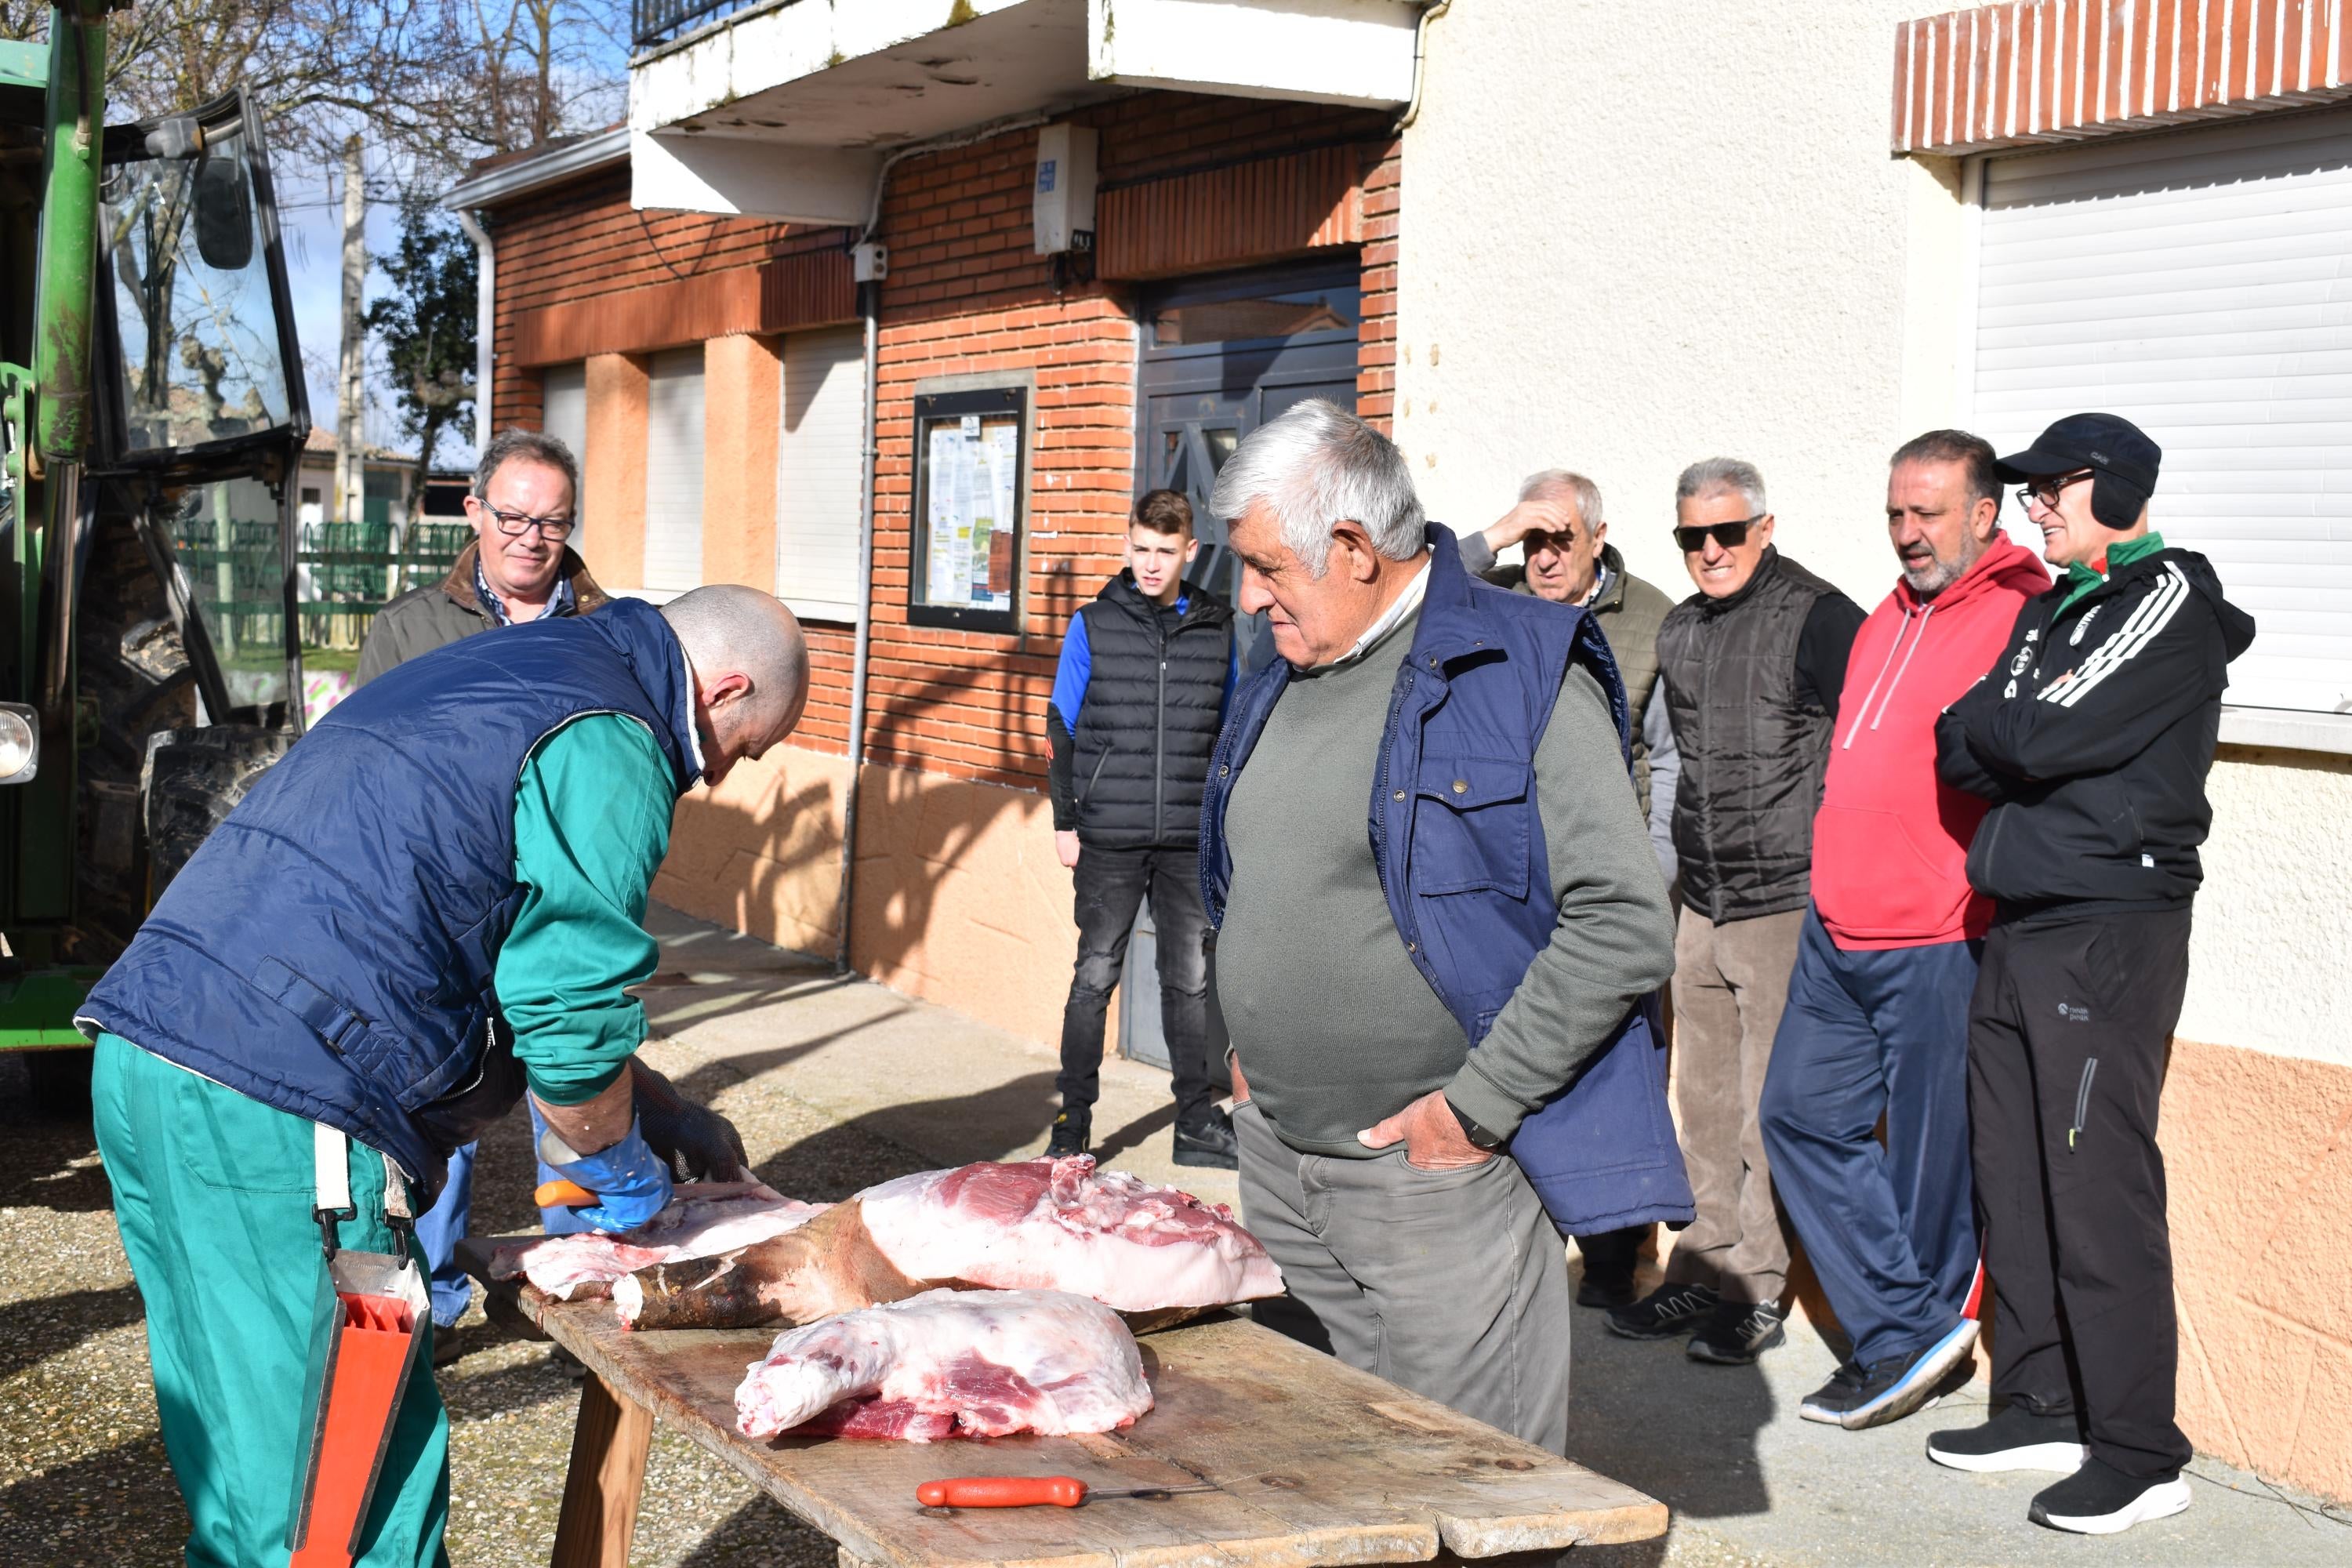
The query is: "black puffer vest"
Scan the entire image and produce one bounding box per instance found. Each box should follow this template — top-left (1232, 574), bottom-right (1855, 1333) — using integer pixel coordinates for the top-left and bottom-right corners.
top-left (1072, 574), bottom-right (1234, 850)
top-left (1657, 547), bottom-right (1838, 922)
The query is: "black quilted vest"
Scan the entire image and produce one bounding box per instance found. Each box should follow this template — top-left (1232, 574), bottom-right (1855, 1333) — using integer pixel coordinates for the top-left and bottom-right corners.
top-left (1657, 548), bottom-right (1838, 922)
top-left (1071, 573), bottom-right (1234, 851)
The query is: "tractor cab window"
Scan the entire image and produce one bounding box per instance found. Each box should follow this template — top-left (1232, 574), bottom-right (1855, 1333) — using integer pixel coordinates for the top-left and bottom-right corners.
top-left (101, 113), bottom-right (298, 455)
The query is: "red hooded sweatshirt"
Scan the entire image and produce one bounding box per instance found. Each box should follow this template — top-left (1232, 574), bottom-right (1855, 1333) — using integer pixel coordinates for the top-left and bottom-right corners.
top-left (1812, 535), bottom-right (2049, 949)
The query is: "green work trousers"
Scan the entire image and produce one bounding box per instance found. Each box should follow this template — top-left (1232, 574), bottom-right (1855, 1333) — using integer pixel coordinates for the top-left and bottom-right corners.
top-left (93, 1033), bottom-right (451, 1568)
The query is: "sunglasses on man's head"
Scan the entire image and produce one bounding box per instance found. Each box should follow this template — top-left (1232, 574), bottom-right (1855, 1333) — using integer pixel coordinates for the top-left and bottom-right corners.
top-left (1673, 517), bottom-right (1762, 554)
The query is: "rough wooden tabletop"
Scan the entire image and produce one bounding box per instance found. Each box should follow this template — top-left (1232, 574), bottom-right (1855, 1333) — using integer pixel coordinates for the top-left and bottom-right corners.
top-left (463, 1240), bottom-right (1668, 1568)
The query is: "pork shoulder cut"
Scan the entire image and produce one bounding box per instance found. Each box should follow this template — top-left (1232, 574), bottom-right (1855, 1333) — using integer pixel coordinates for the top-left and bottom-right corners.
top-left (734, 1288), bottom-right (1151, 1443)
top-left (612, 1154), bottom-right (1281, 1330)
top-left (855, 1155), bottom-right (1283, 1312)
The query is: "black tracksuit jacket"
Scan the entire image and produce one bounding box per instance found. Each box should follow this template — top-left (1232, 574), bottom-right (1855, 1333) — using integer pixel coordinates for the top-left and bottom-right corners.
top-left (1934, 546), bottom-right (2257, 915)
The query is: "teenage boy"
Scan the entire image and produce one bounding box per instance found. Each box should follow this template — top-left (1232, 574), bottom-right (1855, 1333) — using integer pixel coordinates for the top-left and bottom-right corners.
top-left (1047, 490), bottom-right (1240, 1167)
top-left (1933, 412), bottom-right (2255, 1534)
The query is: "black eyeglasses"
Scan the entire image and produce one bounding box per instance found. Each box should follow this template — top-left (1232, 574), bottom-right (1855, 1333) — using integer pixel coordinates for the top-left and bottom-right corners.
top-left (1673, 517), bottom-right (1763, 553)
top-left (478, 503), bottom-right (575, 543)
top-left (2016, 470), bottom-right (2093, 512)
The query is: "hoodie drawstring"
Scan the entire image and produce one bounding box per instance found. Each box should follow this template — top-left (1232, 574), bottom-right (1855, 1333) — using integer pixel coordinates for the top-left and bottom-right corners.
top-left (1869, 602), bottom-right (1933, 733)
top-left (1840, 606), bottom-right (1911, 750)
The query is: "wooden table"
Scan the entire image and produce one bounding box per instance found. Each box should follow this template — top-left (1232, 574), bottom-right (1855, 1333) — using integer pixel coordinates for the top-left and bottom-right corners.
top-left (460, 1241), bottom-right (1668, 1568)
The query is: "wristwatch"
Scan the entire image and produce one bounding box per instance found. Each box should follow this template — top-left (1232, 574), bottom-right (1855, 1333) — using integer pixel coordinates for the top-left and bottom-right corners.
top-left (1446, 1097), bottom-right (1507, 1151)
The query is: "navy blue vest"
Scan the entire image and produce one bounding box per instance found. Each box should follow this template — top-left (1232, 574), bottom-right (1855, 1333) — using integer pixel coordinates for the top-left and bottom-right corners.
top-left (80, 598), bottom-right (700, 1195)
top-left (1200, 526), bottom-right (1695, 1236)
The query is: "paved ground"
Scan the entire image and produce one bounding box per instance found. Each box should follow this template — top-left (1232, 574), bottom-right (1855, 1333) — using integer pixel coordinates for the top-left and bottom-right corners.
top-left (3, 903), bottom-right (2345, 1565)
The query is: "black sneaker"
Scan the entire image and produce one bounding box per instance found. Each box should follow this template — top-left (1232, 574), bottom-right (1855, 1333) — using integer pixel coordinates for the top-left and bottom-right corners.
top-left (1800, 1319), bottom-right (1979, 1429)
top-left (1172, 1109), bottom-right (1238, 1170)
top-left (2029, 1458), bottom-right (2190, 1534)
top-left (1047, 1106), bottom-right (1091, 1158)
top-left (1605, 1282), bottom-right (1719, 1341)
top-left (1926, 1402), bottom-right (2089, 1474)
top-left (1687, 1298), bottom-right (1788, 1364)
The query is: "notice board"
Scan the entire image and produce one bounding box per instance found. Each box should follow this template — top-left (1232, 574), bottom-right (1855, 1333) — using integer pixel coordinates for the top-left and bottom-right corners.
top-left (909, 386), bottom-right (1026, 633)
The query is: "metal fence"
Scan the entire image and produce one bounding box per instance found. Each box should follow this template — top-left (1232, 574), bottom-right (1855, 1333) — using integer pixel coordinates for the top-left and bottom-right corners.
top-left (632, 0), bottom-right (764, 50)
top-left (169, 517), bottom-right (470, 655)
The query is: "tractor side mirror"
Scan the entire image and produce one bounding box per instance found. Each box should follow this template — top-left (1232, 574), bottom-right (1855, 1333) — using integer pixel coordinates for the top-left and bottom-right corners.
top-left (193, 154), bottom-right (253, 273)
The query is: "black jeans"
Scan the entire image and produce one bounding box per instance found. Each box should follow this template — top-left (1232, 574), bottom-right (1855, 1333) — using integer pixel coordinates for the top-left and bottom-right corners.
top-left (1058, 844), bottom-right (1216, 1128)
top-left (1969, 907), bottom-right (2194, 1480)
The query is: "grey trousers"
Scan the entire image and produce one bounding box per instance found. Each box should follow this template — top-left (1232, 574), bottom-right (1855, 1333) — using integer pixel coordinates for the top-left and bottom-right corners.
top-left (1663, 905), bottom-right (1805, 1305)
top-left (1236, 1099), bottom-right (1573, 1454)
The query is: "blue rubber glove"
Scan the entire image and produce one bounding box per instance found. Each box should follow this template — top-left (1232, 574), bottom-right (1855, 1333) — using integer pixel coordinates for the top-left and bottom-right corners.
top-left (542, 1116), bottom-right (674, 1232)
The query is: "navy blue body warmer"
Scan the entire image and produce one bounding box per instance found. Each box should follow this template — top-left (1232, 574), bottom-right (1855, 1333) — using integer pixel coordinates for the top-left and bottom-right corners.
top-left (1201, 527), bottom-right (1695, 1236)
top-left (80, 597), bottom-right (700, 1194)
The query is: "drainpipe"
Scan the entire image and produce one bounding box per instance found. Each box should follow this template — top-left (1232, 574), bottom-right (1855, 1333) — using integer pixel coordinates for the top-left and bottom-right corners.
top-left (829, 107), bottom-right (1051, 975)
top-left (453, 209), bottom-right (494, 450)
top-left (1395, 0), bottom-right (1452, 132)
top-left (833, 281), bottom-right (879, 975)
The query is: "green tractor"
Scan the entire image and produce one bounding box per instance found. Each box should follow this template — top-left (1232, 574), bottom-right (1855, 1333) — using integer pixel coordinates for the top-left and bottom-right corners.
top-left (3, 2), bottom-right (309, 1104)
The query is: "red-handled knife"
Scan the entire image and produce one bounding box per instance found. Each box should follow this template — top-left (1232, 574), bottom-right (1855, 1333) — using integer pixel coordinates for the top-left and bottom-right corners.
top-left (916, 1475), bottom-right (1218, 1509)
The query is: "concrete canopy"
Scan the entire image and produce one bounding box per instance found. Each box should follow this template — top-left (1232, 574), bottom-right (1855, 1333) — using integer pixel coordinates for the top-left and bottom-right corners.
top-left (629, 0), bottom-right (1423, 222)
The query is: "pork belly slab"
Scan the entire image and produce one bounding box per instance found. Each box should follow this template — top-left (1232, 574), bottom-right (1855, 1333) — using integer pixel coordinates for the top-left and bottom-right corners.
top-left (734, 1288), bottom-right (1152, 1442)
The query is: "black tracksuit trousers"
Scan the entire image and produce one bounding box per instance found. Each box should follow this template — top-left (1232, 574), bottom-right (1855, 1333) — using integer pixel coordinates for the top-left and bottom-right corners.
top-left (1968, 906), bottom-right (2194, 1480)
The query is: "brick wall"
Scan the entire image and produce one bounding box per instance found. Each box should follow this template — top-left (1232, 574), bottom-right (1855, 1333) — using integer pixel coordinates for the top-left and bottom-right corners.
top-left (481, 93), bottom-right (1397, 793)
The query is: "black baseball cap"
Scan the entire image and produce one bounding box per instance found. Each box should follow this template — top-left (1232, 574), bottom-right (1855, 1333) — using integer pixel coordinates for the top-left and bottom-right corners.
top-left (1995, 412), bottom-right (2161, 530)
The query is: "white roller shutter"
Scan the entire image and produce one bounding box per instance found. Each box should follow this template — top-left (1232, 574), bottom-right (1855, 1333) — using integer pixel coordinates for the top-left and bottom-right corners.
top-left (644, 347), bottom-right (706, 592)
top-left (775, 327), bottom-right (866, 622)
top-left (1973, 111), bottom-right (2352, 716)
top-left (540, 362), bottom-right (586, 536)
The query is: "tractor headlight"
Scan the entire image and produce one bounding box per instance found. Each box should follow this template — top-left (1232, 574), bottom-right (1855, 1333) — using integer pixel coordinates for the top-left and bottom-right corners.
top-left (0, 702), bottom-right (38, 784)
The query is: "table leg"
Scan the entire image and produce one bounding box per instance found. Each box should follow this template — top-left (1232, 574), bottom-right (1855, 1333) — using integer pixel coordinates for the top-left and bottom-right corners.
top-left (550, 1370), bottom-right (653, 1568)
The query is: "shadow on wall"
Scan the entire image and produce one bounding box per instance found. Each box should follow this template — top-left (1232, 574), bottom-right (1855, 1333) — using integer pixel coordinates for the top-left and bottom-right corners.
top-left (656, 661), bottom-right (1080, 1045)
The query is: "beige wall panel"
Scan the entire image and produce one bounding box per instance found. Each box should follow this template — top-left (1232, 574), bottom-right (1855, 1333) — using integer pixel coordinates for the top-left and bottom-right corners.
top-left (701, 333), bottom-right (783, 591)
top-left (580, 353), bottom-right (651, 588)
top-left (655, 744), bottom-right (851, 960)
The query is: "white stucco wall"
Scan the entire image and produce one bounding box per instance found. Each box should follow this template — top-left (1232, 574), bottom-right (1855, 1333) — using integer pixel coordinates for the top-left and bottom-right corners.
top-left (1396, 0), bottom-right (2352, 1069)
top-left (1395, 0), bottom-right (1955, 608)
top-left (2177, 750), bottom-right (2352, 1067)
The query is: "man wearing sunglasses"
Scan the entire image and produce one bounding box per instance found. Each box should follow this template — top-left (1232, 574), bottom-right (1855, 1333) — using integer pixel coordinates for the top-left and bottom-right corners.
top-left (1460, 470), bottom-right (1682, 1312)
top-left (1610, 459), bottom-right (1863, 1365)
top-left (355, 430), bottom-right (745, 1349)
top-left (1930, 413), bottom-right (2254, 1534)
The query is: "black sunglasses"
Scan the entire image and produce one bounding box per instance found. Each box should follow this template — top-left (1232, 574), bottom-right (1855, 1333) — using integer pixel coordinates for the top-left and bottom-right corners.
top-left (1673, 516), bottom-right (1763, 553)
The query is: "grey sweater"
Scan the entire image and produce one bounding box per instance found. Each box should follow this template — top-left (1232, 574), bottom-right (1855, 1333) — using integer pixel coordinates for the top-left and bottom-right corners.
top-left (1217, 604), bottom-right (1676, 1157)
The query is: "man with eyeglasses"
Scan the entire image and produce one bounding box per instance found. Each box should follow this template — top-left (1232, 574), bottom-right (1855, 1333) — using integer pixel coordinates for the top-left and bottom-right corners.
top-left (1929, 413), bottom-right (2254, 1534)
top-left (1461, 470), bottom-right (1682, 1312)
top-left (1609, 458), bottom-right (1864, 1366)
top-left (357, 429), bottom-right (747, 1348)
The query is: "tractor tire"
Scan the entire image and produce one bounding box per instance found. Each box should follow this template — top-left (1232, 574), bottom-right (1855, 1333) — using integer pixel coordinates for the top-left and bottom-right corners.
top-left (141, 725), bottom-right (294, 897)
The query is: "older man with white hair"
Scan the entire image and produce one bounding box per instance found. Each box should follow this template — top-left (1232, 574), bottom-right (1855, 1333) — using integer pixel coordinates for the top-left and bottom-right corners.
top-left (1197, 401), bottom-right (1686, 1453)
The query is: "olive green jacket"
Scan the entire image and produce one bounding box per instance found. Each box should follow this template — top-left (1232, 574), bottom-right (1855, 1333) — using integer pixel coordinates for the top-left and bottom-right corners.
top-left (354, 542), bottom-right (609, 687)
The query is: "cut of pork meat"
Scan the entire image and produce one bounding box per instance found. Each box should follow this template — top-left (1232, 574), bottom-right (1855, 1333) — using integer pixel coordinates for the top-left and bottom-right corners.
top-left (735, 1288), bottom-right (1151, 1442)
top-left (855, 1155), bottom-right (1283, 1312)
top-left (614, 1200), bottom-right (921, 1330)
top-left (487, 1182), bottom-right (827, 1301)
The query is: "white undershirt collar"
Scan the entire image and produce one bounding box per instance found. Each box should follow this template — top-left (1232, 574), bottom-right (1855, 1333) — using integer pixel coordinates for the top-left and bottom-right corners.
top-left (1330, 550), bottom-right (1433, 667)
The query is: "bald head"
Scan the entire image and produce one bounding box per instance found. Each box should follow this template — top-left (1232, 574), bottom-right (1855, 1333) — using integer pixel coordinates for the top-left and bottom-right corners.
top-left (659, 585), bottom-right (810, 786)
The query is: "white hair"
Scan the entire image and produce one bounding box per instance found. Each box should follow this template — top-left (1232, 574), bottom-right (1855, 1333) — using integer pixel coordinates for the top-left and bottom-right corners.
top-left (1208, 399), bottom-right (1425, 575)
top-left (1518, 468), bottom-right (1606, 530)
top-left (1675, 456), bottom-right (1767, 517)
top-left (659, 585), bottom-right (808, 733)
